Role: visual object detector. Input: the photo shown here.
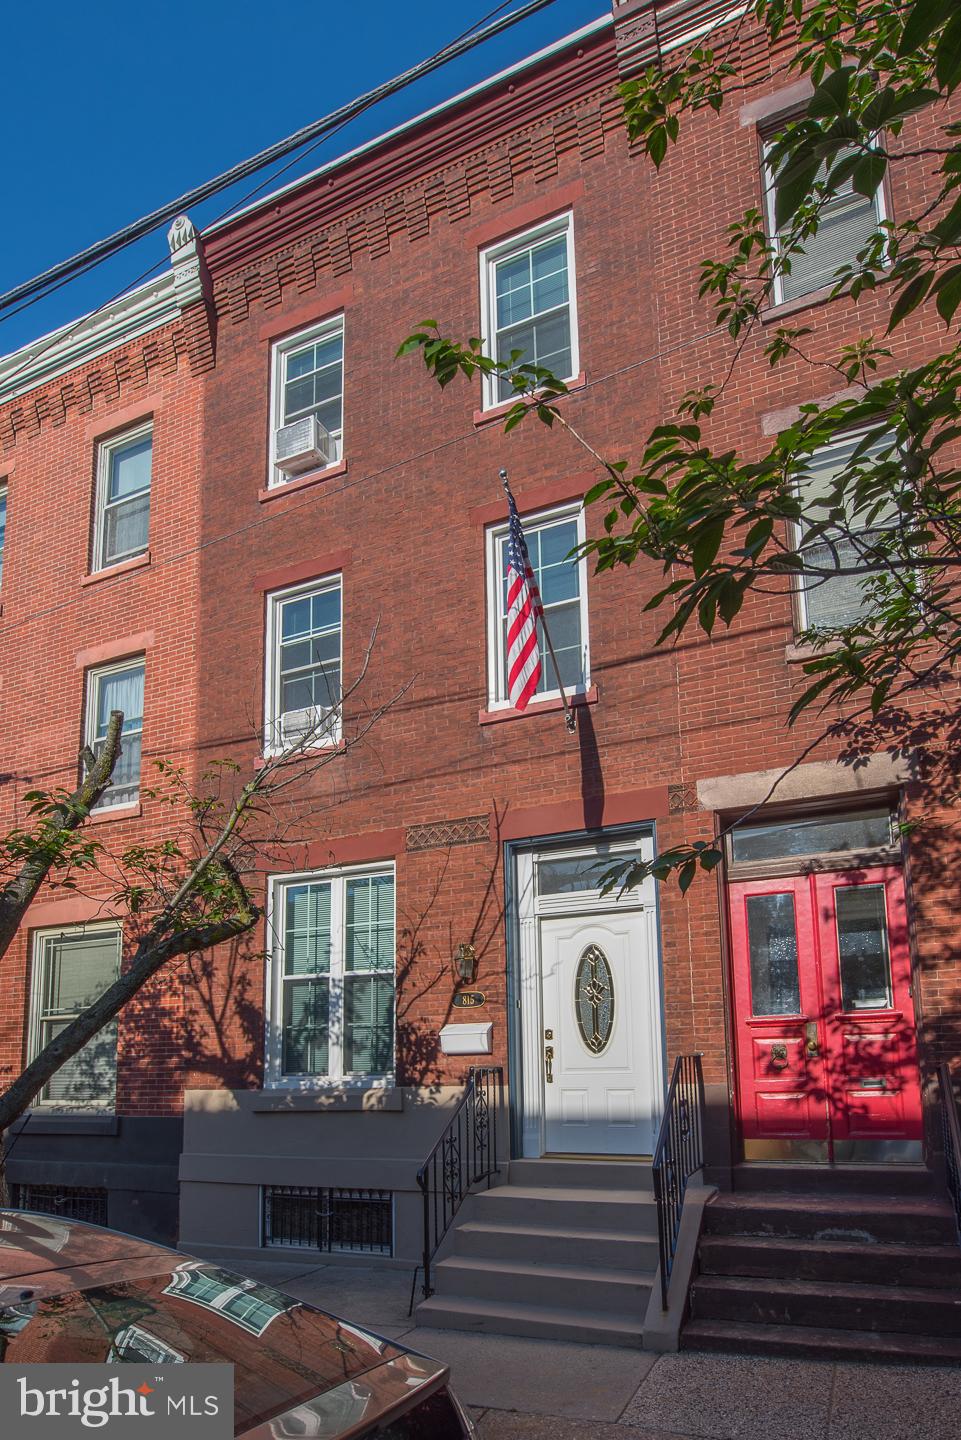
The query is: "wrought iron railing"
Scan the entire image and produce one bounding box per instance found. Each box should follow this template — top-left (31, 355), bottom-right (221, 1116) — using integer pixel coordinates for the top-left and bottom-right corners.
top-left (938, 1062), bottom-right (961, 1244)
top-left (652, 1052), bottom-right (705, 1310)
top-left (413, 1066), bottom-right (503, 1307)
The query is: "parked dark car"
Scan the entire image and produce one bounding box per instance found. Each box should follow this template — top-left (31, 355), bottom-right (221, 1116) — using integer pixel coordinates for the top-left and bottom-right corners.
top-left (0, 1210), bottom-right (473, 1438)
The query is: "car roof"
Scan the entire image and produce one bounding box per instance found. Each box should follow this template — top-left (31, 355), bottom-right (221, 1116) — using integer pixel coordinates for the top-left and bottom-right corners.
top-left (0, 1209), bottom-right (174, 1282)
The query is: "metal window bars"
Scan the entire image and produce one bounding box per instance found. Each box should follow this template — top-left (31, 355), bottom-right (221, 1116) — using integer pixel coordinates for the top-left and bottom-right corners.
top-left (264, 1186), bottom-right (392, 1254)
top-left (652, 1053), bottom-right (705, 1310)
top-left (12, 1184), bottom-right (108, 1226)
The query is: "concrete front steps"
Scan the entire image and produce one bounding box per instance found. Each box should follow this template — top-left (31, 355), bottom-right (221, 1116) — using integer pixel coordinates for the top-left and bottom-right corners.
top-left (415, 1158), bottom-right (656, 1347)
top-left (683, 1165), bottom-right (961, 1364)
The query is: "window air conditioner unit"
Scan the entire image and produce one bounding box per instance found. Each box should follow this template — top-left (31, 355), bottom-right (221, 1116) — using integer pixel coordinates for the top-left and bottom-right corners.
top-left (274, 416), bottom-right (332, 476)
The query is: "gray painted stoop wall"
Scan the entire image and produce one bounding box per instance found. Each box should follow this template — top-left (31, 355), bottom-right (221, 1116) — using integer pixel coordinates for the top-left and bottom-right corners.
top-left (415, 1159), bottom-right (657, 1347)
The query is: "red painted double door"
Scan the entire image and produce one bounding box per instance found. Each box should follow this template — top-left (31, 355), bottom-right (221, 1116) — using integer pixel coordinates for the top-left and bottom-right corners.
top-left (730, 868), bottom-right (922, 1161)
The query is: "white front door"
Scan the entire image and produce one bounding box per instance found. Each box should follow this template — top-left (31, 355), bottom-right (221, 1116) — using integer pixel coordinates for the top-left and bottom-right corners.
top-left (541, 911), bottom-right (657, 1155)
top-left (514, 835), bottom-right (664, 1158)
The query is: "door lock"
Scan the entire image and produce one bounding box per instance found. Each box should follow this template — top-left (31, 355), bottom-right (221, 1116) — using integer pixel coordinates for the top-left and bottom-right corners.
top-left (544, 1045), bottom-right (554, 1084)
top-left (804, 1021), bottom-right (820, 1057)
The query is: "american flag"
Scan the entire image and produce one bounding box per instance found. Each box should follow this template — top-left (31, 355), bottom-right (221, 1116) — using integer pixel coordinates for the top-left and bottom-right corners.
top-left (504, 481), bottom-right (543, 710)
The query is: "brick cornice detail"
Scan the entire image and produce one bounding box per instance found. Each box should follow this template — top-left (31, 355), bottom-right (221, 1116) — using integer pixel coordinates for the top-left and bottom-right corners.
top-left (207, 65), bottom-right (627, 327)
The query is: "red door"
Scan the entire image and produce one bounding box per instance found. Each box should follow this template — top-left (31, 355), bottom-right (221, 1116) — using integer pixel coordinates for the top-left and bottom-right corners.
top-left (730, 868), bottom-right (922, 1161)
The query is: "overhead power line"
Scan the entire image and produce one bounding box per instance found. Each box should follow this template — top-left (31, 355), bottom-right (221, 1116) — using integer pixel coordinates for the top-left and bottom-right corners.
top-left (0, 0), bottom-right (560, 321)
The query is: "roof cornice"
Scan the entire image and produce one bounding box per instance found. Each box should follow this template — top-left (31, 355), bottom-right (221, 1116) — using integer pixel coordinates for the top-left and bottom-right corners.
top-left (203, 17), bottom-right (618, 277)
top-left (0, 274), bottom-right (180, 405)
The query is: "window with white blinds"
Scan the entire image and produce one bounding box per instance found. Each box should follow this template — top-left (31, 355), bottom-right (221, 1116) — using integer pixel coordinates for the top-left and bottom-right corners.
top-left (794, 430), bottom-right (898, 631)
top-left (85, 660), bottom-right (145, 809)
top-left (264, 577), bottom-right (342, 754)
top-left (94, 424), bottom-right (152, 572)
top-left (269, 868), bottom-right (395, 1084)
top-left (30, 927), bottom-right (121, 1108)
top-left (765, 143), bottom-right (884, 305)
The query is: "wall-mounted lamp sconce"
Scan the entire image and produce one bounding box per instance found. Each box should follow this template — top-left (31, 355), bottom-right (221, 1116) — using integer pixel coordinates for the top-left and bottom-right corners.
top-left (453, 942), bottom-right (478, 986)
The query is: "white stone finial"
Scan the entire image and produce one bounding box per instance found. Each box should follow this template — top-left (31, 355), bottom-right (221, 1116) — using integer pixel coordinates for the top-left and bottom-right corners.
top-left (167, 214), bottom-right (198, 258)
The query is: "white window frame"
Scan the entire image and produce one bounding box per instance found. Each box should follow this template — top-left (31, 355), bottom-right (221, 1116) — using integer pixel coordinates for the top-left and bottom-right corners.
top-left (263, 574), bottom-right (343, 757)
top-left (763, 136), bottom-right (887, 307)
top-left (92, 421), bottom-right (153, 573)
top-left (28, 923), bottom-right (121, 1111)
top-left (792, 428), bottom-right (898, 633)
top-left (479, 213), bottom-right (579, 412)
top-left (265, 863), bottom-right (396, 1089)
top-left (484, 501), bottom-right (590, 711)
top-left (84, 658), bottom-right (146, 811)
top-left (268, 315), bottom-right (345, 487)
top-left (0, 482), bottom-right (7, 590)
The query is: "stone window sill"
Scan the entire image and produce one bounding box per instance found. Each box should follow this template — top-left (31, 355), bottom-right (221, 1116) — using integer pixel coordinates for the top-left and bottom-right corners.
top-left (81, 551), bottom-right (151, 587)
top-left (473, 372), bottom-right (587, 428)
top-left (258, 458), bottom-right (348, 502)
top-left (785, 640), bottom-right (842, 664)
top-left (479, 684), bottom-right (598, 725)
top-left (87, 802), bottom-right (142, 825)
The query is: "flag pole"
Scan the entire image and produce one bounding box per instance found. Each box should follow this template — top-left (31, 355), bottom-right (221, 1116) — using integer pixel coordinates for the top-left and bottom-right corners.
top-left (499, 469), bottom-right (577, 734)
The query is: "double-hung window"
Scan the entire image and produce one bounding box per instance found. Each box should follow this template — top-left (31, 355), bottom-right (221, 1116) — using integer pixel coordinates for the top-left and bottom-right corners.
top-left (94, 424), bottom-right (152, 571)
top-left (794, 430), bottom-right (898, 632)
top-left (269, 318), bottom-right (344, 485)
top-left (765, 140), bottom-right (884, 306)
top-left (481, 214), bottom-right (578, 407)
top-left (0, 484), bottom-right (7, 589)
top-left (85, 659), bottom-right (145, 809)
top-left (29, 926), bottom-right (121, 1108)
top-left (269, 867), bottom-right (395, 1085)
top-left (486, 503), bottom-right (589, 708)
top-left (265, 577), bottom-right (342, 753)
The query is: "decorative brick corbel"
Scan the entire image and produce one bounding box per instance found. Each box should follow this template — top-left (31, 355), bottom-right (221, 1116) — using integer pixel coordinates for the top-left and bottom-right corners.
top-left (167, 214), bottom-right (217, 374)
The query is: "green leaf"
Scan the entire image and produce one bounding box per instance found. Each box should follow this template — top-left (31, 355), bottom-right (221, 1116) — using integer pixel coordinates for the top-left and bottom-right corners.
top-left (678, 860), bottom-right (698, 894)
top-left (807, 66), bottom-right (852, 119)
top-left (774, 157), bottom-right (822, 228)
top-left (936, 11), bottom-right (961, 92)
top-left (648, 126), bottom-right (668, 168)
top-left (887, 270), bottom-right (934, 331)
top-left (934, 265), bottom-right (961, 324)
top-left (852, 150), bottom-right (887, 198)
top-left (898, 0), bottom-right (954, 57)
top-left (691, 518), bottom-right (725, 576)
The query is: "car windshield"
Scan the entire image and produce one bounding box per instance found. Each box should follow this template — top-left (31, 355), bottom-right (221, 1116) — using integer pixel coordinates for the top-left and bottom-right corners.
top-left (0, 1262), bottom-right (398, 1433)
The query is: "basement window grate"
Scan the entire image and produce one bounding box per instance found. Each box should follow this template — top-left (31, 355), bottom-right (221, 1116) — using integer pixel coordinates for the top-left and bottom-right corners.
top-left (263, 1186), bottom-right (392, 1255)
top-left (12, 1184), bottom-right (108, 1226)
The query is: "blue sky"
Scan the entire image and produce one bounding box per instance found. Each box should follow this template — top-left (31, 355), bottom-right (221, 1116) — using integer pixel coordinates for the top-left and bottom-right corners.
top-left (2, 0), bottom-right (605, 357)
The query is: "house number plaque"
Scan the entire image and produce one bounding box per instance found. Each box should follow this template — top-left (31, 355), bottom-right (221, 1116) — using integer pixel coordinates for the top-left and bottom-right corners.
top-left (453, 991), bottom-right (487, 1008)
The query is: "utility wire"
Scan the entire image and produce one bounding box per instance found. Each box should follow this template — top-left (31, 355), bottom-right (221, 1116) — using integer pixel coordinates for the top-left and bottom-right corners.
top-left (0, 0), bottom-right (560, 321)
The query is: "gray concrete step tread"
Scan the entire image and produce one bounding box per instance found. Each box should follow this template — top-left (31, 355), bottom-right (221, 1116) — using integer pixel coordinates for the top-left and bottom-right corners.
top-left (436, 1254), bottom-right (654, 1285)
top-left (482, 1184), bottom-right (654, 1205)
top-left (694, 1272), bottom-right (961, 1306)
top-left (417, 1292), bottom-right (644, 1337)
top-left (457, 1219), bottom-right (648, 1245)
top-left (683, 1317), bottom-right (961, 1363)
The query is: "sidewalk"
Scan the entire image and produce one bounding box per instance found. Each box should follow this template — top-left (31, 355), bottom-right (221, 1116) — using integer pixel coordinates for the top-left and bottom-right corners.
top-left (227, 1259), bottom-right (961, 1439)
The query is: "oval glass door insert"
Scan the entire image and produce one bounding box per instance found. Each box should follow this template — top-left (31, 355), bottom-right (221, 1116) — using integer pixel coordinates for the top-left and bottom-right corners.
top-left (574, 944), bottom-right (614, 1054)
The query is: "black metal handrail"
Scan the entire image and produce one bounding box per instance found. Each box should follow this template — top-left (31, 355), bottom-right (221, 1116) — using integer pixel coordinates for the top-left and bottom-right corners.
top-left (652, 1052), bottom-right (705, 1310)
top-left (938, 1062), bottom-right (961, 1244)
top-left (413, 1066), bottom-right (503, 1305)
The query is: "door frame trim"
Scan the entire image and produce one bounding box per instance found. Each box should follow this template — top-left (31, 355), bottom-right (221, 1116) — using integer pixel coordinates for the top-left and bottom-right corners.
top-left (504, 822), bottom-right (665, 1159)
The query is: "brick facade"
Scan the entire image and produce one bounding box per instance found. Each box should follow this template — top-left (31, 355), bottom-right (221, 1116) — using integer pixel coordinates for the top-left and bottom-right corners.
top-left (1, 4), bottom-right (957, 1252)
